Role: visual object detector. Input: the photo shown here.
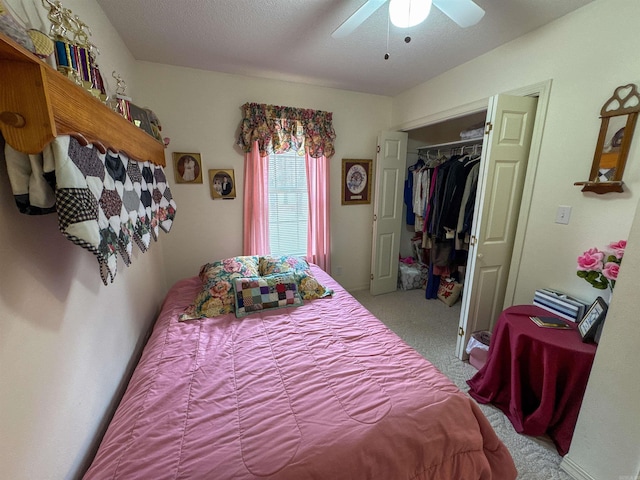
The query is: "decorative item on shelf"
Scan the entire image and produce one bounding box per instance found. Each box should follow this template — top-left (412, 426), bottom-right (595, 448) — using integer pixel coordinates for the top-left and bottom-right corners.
top-left (87, 41), bottom-right (106, 100)
top-left (0, 0), bottom-right (54, 59)
top-left (129, 103), bottom-right (154, 137)
top-left (209, 169), bottom-right (236, 199)
top-left (342, 158), bottom-right (372, 205)
top-left (143, 107), bottom-right (166, 144)
top-left (43, 0), bottom-right (78, 82)
top-left (576, 239), bottom-right (626, 301)
top-left (40, 0), bottom-right (105, 99)
top-left (107, 70), bottom-right (132, 119)
top-left (0, 0), bottom-right (36, 52)
top-left (172, 153), bottom-right (203, 184)
top-left (575, 84), bottom-right (640, 194)
top-left (70, 13), bottom-right (94, 92)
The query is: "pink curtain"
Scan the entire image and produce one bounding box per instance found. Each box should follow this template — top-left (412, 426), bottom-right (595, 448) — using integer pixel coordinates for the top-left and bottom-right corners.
top-left (243, 142), bottom-right (270, 255)
top-left (305, 152), bottom-right (331, 273)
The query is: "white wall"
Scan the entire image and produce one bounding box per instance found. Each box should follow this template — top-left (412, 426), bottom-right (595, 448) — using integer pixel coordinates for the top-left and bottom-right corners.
top-left (133, 62), bottom-right (391, 291)
top-left (0, 1), bottom-right (168, 479)
top-left (392, 0), bottom-right (640, 478)
top-left (562, 197), bottom-right (640, 480)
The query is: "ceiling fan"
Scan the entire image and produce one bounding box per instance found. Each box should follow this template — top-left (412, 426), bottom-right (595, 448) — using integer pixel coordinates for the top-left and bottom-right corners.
top-left (332, 0), bottom-right (485, 38)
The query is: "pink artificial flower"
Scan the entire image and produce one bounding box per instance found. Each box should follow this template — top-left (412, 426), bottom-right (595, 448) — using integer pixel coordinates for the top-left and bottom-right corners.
top-left (608, 240), bottom-right (627, 260)
top-left (602, 262), bottom-right (620, 281)
top-left (577, 248), bottom-right (604, 271)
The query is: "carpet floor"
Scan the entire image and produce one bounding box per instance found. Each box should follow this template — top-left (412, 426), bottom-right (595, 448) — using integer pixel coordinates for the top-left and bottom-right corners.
top-left (351, 287), bottom-right (573, 480)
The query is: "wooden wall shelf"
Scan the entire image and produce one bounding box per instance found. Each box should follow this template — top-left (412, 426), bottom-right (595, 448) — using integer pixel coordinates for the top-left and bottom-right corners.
top-left (0, 33), bottom-right (165, 166)
top-left (573, 180), bottom-right (624, 194)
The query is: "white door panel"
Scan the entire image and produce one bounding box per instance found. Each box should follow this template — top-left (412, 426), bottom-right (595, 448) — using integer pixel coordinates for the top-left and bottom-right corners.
top-left (456, 95), bottom-right (538, 358)
top-left (371, 131), bottom-right (408, 295)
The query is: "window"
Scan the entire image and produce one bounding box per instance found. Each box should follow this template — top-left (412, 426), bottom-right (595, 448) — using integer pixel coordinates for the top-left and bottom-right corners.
top-left (268, 150), bottom-right (308, 256)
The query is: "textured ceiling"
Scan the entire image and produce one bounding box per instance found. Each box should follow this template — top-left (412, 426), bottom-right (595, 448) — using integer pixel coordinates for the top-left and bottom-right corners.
top-left (96, 0), bottom-right (595, 97)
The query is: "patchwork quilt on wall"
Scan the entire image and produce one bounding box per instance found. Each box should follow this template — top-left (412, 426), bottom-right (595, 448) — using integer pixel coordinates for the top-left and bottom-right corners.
top-left (4, 135), bottom-right (176, 285)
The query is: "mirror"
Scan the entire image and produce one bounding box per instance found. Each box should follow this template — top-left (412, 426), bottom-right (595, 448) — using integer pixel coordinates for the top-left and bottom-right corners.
top-left (575, 84), bottom-right (640, 194)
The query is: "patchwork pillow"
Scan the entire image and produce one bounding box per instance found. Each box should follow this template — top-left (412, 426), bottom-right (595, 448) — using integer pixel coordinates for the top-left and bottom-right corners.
top-left (259, 255), bottom-right (332, 300)
top-left (233, 274), bottom-right (303, 317)
top-left (180, 256), bottom-right (260, 320)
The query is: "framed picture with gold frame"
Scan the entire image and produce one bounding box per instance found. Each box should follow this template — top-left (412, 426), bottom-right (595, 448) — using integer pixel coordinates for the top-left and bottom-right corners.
top-left (342, 159), bottom-right (372, 205)
top-left (172, 152), bottom-right (203, 184)
top-left (209, 169), bottom-right (236, 199)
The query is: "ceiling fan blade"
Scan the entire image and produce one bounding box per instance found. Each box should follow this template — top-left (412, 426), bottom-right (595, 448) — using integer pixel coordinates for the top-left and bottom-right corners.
top-left (332, 0), bottom-right (387, 38)
top-left (432, 0), bottom-right (485, 28)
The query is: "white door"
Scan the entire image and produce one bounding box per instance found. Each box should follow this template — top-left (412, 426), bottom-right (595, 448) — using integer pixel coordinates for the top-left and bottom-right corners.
top-left (455, 94), bottom-right (538, 358)
top-left (370, 131), bottom-right (408, 295)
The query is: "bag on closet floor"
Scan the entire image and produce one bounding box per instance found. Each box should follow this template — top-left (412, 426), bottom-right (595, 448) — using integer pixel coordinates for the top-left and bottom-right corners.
top-left (437, 277), bottom-right (462, 306)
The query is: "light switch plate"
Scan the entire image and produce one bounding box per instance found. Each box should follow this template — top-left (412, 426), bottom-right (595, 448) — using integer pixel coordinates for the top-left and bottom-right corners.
top-left (555, 205), bottom-right (572, 225)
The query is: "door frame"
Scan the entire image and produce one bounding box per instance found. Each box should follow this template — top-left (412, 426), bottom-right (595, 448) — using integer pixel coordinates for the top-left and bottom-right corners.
top-left (391, 79), bottom-right (552, 342)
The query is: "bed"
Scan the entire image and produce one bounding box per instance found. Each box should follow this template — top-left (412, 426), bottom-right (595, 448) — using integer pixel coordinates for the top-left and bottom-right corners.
top-left (83, 259), bottom-right (516, 479)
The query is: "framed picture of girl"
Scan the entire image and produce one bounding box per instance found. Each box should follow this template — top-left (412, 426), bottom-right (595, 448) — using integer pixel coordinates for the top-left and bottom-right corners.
top-left (172, 152), bottom-right (203, 184)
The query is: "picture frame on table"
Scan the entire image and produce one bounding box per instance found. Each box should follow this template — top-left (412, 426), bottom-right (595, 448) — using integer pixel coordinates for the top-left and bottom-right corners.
top-left (342, 159), bottom-right (372, 205)
top-left (209, 169), bottom-right (236, 199)
top-left (172, 152), bottom-right (203, 184)
top-left (578, 296), bottom-right (607, 342)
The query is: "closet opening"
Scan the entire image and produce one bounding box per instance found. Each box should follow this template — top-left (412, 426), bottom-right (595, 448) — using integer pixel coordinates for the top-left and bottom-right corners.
top-left (400, 110), bottom-right (487, 340)
top-left (397, 91), bottom-right (542, 359)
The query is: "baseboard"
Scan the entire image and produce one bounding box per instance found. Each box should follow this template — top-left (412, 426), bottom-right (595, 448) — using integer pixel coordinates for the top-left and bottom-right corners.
top-left (560, 455), bottom-right (597, 480)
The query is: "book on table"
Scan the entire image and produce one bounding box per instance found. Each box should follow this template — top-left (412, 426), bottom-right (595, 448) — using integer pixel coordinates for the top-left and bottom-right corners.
top-left (529, 316), bottom-right (571, 329)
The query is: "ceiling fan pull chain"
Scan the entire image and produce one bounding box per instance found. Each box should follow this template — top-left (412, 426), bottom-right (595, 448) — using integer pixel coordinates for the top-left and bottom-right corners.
top-left (384, 7), bottom-right (390, 60)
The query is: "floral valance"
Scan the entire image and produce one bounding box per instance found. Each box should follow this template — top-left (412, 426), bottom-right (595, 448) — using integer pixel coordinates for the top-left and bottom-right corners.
top-left (237, 102), bottom-right (336, 158)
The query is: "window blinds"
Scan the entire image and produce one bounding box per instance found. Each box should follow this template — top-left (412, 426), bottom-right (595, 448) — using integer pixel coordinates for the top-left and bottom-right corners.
top-left (268, 151), bottom-right (308, 256)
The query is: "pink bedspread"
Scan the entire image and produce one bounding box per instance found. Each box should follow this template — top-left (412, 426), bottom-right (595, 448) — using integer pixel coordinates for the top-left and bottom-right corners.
top-left (84, 266), bottom-right (516, 479)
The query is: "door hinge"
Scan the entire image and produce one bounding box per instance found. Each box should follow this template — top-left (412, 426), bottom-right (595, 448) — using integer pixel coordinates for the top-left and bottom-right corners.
top-left (370, 274), bottom-right (374, 280)
top-left (373, 214), bottom-right (377, 221)
top-left (485, 122), bottom-right (493, 134)
top-left (470, 235), bottom-right (477, 246)
top-left (377, 145), bottom-right (380, 153)
top-left (458, 327), bottom-right (464, 337)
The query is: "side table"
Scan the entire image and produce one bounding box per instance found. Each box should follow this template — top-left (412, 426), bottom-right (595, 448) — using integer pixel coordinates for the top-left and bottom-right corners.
top-left (467, 304), bottom-right (597, 456)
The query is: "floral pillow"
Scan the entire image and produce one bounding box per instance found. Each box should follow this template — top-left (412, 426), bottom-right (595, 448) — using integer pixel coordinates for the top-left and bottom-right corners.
top-left (258, 255), bottom-right (332, 300)
top-left (233, 273), bottom-right (303, 317)
top-left (180, 256), bottom-right (260, 320)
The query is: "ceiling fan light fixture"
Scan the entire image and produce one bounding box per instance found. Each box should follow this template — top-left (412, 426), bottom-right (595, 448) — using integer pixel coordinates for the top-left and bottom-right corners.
top-left (389, 0), bottom-right (432, 28)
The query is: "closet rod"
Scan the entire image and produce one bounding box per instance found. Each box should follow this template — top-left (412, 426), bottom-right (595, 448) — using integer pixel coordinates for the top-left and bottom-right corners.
top-left (416, 136), bottom-right (483, 153)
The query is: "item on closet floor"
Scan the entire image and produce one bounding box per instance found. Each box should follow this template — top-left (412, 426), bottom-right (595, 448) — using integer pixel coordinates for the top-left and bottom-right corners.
top-left (397, 261), bottom-right (428, 290)
top-left (532, 288), bottom-right (589, 322)
top-left (437, 277), bottom-right (462, 306)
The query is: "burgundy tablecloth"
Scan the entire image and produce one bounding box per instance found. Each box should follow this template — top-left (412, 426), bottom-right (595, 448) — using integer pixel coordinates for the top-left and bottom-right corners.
top-left (467, 304), bottom-right (597, 456)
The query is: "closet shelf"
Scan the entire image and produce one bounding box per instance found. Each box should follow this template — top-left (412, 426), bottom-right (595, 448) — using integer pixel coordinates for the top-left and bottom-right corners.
top-left (0, 32), bottom-right (165, 166)
top-left (416, 136), bottom-right (484, 153)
